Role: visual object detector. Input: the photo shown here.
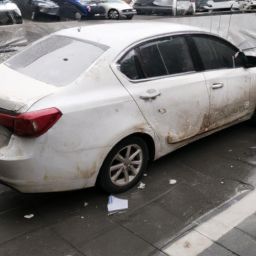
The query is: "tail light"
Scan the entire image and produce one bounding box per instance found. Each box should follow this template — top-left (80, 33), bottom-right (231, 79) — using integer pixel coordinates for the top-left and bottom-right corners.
top-left (0, 108), bottom-right (62, 137)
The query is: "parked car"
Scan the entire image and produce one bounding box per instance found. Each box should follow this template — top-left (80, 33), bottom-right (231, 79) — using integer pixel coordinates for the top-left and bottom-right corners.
top-left (203, 0), bottom-right (239, 11)
top-left (133, 0), bottom-right (194, 15)
top-left (195, 0), bottom-right (208, 11)
top-left (11, 0), bottom-right (59, 20)
top-left (29, 0), bottom-right (59, 19)
top-left (98, 0), bottom-right (136, 19)
top-left (0, 0), bottom-right (22, 25)
top-left (0, 23), bottom-right (256, 193)
top-left (53, 0), bottom-right (105, 19)
top-left (235, 0), bottom-right (256, 10)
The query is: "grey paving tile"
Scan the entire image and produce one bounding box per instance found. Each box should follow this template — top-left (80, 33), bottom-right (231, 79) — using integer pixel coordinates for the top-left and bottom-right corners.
top-left (237, 213), bottom-right (256, 240)
top-left (198, 243), bottom-right (236, 256)
top-left (119, 202), bottom-right (184, 249)
top-left (78, 226), bottom-right (156, 256)
top-left (0, 208), bottom-right (43, 244)
top-left (148, 250), bottom-right (169, 256)
top-left (218, 227), bottom-right (256, 256)
top-left (52, 213), bottom-right (116, 246)
top-left (157, 183), bottom-right (213, 223)
top-left (0, 227), bottom-right (83, 256)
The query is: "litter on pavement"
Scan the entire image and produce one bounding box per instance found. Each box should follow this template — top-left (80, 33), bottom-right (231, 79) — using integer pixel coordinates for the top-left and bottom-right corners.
top-left (107, 195), bottom-right (128, 214)
top-left (137, 182), bottom-right (146, 189)
top-left (169, 179), bottom-right (177, 185)
top-left (24, 214), bottom-right (34, 219)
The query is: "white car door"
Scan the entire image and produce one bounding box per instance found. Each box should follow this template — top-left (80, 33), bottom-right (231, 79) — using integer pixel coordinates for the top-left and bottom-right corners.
top-left (191, 35), bottom-right (252, 129)
top-left (114, 36), bottom-right (210, 147)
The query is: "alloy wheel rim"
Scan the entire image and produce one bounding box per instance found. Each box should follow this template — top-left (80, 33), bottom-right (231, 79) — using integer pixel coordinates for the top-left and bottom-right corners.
top-left (109, 10), bottom-right (118, 19)
top-left (110, 144), bottom-right (143, 186)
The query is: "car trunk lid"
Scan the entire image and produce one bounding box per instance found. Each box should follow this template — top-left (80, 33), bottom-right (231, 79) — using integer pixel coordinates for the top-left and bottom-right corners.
top-left (0, 64), bottom-right (57, 113)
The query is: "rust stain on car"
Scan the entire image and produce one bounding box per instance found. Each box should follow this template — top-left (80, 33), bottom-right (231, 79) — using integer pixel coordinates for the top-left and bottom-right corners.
top-left (134, 123), bottom-right (148, 133)
top-left (199, 113), bottom-right (210, 133)
top-left (76, 163), bottom-right (97, 179)
top-left (167, 114), bottom-right (211, 144)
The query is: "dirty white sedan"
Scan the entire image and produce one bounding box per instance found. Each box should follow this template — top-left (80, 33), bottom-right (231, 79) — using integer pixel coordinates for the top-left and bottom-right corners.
top-left (0, 22), bottom-right (256, 193)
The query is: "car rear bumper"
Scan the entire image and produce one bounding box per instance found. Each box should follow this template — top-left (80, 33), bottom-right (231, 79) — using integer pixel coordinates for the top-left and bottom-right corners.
top-left (0, 134), bottom-right (109, 193)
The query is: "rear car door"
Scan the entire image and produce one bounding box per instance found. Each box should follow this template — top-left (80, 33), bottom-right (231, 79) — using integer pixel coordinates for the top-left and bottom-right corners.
top-left (114, 35), bottom-right (210, 145)
top-left (191, 34), bottom-right (252, 130)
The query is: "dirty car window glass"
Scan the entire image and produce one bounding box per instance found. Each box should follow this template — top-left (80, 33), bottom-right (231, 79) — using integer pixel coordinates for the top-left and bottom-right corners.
top-left (120, 49), bottom-right (144, 80)
top-left (139, 42), bottom-right (167, 78)
top-left (158, 37), bottom-right (194, 75)
top-left (5, 36), bottom-right (106, 86)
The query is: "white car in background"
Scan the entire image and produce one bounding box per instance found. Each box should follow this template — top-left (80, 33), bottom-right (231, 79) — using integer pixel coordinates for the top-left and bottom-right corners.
top-left (98, 0), bottom-right (136, 19)
top-left (153, 0), bottom-right (194, 15)
top-left (0, 0), bottom-right (22, 25)
top-left (0, 23), bottom-right (256, 194)
top-left (236, 0), bottom-right (256, 9)
top-left (203, 0), bottom-right (239, 11)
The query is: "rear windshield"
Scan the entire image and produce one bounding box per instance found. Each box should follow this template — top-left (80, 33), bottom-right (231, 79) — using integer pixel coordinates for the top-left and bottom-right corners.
top-left (5, 35), bottom-right (108, 86)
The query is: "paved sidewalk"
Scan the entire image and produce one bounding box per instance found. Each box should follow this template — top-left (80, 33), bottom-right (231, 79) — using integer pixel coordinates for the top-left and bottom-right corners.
top-left (164, 190), bottom-right (256, 256)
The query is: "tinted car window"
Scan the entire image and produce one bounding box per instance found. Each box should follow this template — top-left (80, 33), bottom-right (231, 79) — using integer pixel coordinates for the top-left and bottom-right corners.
top-left (6, 35), bottom-right (107, 87)
top-left (158, 36), bottom-right (194, 75)
top-left (139, 42), bottom-right (167, 78)
top-left (192, 35), bottom-right (242, 70)
top-left (119, 49), bottom-right (144, 80)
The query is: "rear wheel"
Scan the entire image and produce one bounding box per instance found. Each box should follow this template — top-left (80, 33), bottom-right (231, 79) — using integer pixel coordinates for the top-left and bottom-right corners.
top-left (98, 137), bottom-right (149, 193)
top-left (108, 9), bottom-right (119, 19)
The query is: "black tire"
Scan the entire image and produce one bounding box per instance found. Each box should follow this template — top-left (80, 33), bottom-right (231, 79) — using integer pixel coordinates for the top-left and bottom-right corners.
top-left (126, 14), bottom-right (134, 19)
top-left (98, 137), bottom-right (149, 194)
top-left (249, 112), bottom-right (256, 125)
top-left (108, 9), bottom-right (119, 19)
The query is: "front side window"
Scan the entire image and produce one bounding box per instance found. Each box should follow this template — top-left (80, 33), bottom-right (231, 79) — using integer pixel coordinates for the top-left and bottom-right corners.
top-left (192, 35), bottom-right (243, 70)
top-left (119, 36), bottom-right (195, 80)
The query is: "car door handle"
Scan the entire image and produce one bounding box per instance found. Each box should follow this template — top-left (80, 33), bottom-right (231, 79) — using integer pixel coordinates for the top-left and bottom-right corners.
top-left (211, 83), bottom-right (224, 89)
top-left (140, 89), bottom-right (161, 100)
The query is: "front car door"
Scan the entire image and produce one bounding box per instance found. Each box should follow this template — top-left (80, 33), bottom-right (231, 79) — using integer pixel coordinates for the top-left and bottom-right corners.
top-left (113, 35), bottom-right (210, 153)
top-left (190, 34), bottom-right (253, 130)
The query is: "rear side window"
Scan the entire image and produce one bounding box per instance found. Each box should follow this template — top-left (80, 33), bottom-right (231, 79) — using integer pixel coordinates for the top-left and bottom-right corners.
top-left (119, 36), bottom-right (195, 80)
top-left (192, 35), bottom-right (242, 70)
top-left (119, 49), bottom-right (144, 80)
top-left (138, 42), bottom-right (167, 78)
top-left (158, 36), bottom-right (194, 75)
top-left (6, 35), bottom-right (107, 86)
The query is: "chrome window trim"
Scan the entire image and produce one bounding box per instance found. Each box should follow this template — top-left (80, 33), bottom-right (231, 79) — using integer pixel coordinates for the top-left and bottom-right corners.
top-left (113, 30), bottom-right (242, 83)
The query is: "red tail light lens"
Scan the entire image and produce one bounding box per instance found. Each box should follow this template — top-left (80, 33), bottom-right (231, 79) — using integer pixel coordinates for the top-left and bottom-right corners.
top-left (0, 108), bottom-right (62, 137)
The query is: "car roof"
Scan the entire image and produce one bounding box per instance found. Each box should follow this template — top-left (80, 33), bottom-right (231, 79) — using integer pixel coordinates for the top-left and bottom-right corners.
top-left (56, 22), bottom-right (206, 50)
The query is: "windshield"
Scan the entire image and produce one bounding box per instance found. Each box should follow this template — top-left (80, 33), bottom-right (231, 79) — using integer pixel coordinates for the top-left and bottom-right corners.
top-left (5, 35), bottom-right (108, 87)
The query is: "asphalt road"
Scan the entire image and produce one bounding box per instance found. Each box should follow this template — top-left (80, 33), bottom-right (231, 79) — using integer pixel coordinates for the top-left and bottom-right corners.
top-left (1, 16), bottom-right (256, 256)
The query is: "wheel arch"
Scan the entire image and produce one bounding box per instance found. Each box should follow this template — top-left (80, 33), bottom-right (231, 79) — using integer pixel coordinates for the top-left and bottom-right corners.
top-left (95, 132), bottom-right (156, 184)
